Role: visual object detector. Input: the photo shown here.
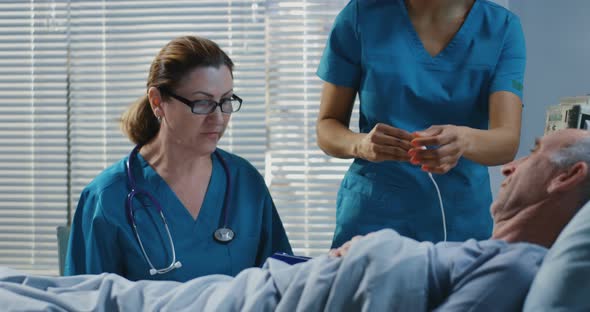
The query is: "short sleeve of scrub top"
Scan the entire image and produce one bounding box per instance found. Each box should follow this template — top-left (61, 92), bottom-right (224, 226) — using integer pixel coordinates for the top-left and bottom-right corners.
top-left (317, 0), bottom-right (361, 89)
top-left (65, 188), bottom-right (123, 276)
top-left (316, 0), bottom-right (527, 247)
top-left (488, 15), bottom-right (526, 100)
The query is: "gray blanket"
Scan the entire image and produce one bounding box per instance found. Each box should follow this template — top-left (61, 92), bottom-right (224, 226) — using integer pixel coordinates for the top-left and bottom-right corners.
top-left (0, 230), bottom-right (431, 312)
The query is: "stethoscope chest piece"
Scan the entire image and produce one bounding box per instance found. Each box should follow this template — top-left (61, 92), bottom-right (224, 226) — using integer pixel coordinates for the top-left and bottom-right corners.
top-left (213, 227), bottom-right (235, 243)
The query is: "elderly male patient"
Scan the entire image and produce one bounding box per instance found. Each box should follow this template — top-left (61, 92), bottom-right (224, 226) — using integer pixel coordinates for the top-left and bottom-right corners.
top-left (331, 128), bottom-right (590, 311)
top-left (1, 129), bottom-right (589, 312)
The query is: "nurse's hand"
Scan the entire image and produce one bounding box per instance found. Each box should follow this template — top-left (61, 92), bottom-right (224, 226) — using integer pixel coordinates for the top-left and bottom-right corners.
top-left (355, 123), bottom-right (413, 162)
top-left (408, 125), bottom-right (468, 174)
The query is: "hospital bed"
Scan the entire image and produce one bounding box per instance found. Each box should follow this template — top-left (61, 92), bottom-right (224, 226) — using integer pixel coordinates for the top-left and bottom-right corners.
top-left (2, 200), bottom-right (589, 311)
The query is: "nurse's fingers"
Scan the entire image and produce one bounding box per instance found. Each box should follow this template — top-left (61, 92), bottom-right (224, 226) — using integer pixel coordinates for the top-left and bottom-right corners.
top-left (373, 145), bottom-right (411, 162)
top-left (409, 143), bottom-right (461, 163)
top-left (415, 145), bottom-right (460, 173)
top-left (372, 132), bottom-right (413, 150)
top-left (411, 133), bottom-right (455, 148)
top-left (411, 126), bottom-right (457, 147)
top-left (373, 123), bottom-right (414, 142)
top-left (359, 140), bottom-right (410, 162)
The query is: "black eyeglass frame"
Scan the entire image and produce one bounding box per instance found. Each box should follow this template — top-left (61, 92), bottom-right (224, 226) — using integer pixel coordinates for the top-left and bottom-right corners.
top-left (159, 87), bottom-right (242, 115)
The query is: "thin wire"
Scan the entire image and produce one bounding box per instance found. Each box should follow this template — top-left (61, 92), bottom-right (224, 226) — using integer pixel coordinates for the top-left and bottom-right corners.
top-left (427, 172), bottom-right (447, 241)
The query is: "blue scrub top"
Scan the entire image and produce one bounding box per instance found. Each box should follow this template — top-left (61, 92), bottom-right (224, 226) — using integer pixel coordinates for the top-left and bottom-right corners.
top-left (65, 148), bottom-right (292, 282)
top-left (317, 0), bottom-right (526, 247)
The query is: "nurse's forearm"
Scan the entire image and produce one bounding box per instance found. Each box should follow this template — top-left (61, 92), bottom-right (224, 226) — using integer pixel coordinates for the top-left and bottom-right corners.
top-left (317, 82), bottom-right (362, 159)
top-left (317, 118), bottom-right (365, 159)
top-left (460, 126), bottom-right (520, 166)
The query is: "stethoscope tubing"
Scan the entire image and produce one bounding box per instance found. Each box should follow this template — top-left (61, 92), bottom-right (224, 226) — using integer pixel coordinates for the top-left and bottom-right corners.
top-left (125, 145), bottom-right (233, 275)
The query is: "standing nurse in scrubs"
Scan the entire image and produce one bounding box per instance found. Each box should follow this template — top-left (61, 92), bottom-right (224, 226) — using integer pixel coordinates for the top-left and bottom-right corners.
top-left (65, 36), bottom-right (292, 281)
top-left (317, 0), bottom-right (526, 247)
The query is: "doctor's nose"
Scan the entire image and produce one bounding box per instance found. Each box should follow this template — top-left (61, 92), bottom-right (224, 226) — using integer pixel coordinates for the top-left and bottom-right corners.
top-left (207, 106), bottom-right (224, 122)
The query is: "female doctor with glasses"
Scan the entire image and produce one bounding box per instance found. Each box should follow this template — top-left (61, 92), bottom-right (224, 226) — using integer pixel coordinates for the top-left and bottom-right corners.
top-left (65, 35), bottom-right (292, 281)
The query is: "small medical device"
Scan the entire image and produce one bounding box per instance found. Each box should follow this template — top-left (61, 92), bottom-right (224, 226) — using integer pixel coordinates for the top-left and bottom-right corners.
top-left (125, 145), bottom-right (236, 275)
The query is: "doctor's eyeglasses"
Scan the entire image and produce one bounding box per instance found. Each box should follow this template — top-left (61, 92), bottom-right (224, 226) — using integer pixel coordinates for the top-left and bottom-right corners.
top-left (159, 87), bottom-right (242, 115)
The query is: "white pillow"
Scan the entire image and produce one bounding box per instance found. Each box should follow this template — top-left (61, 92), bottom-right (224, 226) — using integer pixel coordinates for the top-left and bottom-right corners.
top-left (523, 200), bottom-right (590, 311)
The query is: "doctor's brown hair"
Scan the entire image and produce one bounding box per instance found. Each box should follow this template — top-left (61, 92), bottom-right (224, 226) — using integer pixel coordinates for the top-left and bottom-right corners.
top-left (121, 35), bottom-right (234, 146)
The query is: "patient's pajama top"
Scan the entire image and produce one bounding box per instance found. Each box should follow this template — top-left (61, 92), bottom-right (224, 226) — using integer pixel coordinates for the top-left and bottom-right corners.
top-left (429, 239), bottom-right (546, 311)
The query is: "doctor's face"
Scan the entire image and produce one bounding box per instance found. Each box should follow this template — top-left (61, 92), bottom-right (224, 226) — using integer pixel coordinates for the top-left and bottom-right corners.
top-left (160, 65), bottom-right (233, 155)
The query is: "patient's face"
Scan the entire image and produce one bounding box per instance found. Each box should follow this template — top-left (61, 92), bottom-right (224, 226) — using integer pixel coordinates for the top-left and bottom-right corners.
top-left (491, 132), bottom-right (567, 219)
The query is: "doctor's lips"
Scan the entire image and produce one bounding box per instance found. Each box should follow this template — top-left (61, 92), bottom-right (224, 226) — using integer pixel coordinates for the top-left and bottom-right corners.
top-left (202, 131), bottom-right (221, 139)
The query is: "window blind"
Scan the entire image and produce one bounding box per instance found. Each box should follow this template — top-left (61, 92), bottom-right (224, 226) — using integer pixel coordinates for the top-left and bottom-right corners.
top-left (266, 0), bottom-right (355, 255)
top-left (0, 1), bottom-right (68, 275)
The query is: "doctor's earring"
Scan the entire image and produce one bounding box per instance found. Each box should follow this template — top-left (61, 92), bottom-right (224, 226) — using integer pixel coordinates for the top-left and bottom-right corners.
top-left (154, 107), bottom-right (163, 123)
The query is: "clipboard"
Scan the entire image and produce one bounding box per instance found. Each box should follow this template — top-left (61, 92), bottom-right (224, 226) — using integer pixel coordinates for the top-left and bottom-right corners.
top-left (270, 252), bottom-right (312, 265)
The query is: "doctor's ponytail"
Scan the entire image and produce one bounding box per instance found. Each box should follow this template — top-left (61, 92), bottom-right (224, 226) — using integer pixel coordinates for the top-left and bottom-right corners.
top-left (120, 94), bottom-right (158, 146)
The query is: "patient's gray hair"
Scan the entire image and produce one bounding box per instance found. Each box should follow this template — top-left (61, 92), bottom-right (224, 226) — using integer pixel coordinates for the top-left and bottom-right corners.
top-left (551, 136), bottom-right (590, 204)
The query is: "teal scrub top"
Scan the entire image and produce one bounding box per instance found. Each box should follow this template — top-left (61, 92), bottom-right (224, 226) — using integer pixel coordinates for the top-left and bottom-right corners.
top-left (65, 148), bottom-right (292, 282)
top-left (317, 0), bottom-right (526, 247)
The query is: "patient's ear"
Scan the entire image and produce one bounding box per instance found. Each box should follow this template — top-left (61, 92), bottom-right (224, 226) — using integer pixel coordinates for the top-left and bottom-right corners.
top-left (547, 162), bottom-right (588, 193)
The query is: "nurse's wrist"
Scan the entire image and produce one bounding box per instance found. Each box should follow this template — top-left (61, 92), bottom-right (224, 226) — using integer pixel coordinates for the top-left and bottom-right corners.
top-left (351, 133), bottom-right (367, 159)
top-left (456, 125), bottom-right (473, 157)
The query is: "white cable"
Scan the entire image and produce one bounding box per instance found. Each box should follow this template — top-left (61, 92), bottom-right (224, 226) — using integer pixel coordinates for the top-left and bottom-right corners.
top-left (418, 146), bottom-right (447, 242)
top-left (427, 172), bottom-right (447, 242)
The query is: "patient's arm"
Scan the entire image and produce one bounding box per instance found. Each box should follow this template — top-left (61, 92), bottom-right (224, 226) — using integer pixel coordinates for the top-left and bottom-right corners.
top-left (431, 240), bottom-right (546, 312)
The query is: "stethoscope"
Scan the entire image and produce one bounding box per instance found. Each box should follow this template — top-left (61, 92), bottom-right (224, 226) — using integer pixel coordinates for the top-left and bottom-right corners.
top-left (125, 145), bottom-right (235, 275)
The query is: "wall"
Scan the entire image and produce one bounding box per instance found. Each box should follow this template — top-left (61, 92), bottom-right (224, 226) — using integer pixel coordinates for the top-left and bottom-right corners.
top-left (489, 0), bottom-right (590, 197)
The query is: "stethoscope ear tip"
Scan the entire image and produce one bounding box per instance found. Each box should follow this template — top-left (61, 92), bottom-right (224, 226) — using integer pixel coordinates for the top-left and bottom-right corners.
top-left (149, 268), bottom-right (157, 276)
top-left (174, 261), bottom-right (182, 269)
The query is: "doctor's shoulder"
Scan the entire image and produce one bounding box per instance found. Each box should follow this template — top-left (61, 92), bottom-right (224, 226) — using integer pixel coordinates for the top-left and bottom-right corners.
top-left (76, 158), bottom-right (129, 214)
top-left (215, 148), bottom-right (266, 186)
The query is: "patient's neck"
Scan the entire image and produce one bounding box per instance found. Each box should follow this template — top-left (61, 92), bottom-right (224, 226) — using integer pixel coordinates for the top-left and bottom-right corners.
top-left (492, 196), bottom-right (579, 248)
